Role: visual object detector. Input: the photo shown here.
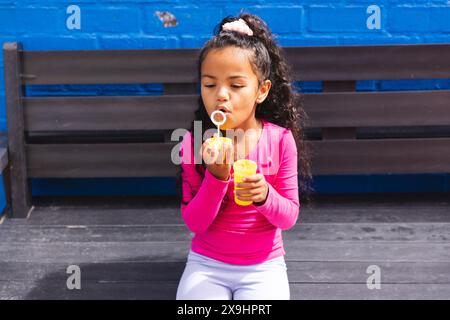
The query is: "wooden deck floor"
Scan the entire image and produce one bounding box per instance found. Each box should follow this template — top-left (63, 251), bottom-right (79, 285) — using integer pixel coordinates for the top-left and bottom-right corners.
top-left (1, 193), bottom-right (449, 300)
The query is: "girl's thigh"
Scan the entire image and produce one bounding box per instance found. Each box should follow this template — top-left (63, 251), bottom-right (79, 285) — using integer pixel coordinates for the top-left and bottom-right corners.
top-left (233, 266), bottom-right (290, 300)
top-left (176, 262), bottom-right (232, 300)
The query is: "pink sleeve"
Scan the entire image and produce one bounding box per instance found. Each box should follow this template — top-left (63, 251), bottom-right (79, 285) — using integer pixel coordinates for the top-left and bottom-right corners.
top-left (179, 132), bottom-right (230, 234)
top-left (253, 129), bottom-right (300, 230)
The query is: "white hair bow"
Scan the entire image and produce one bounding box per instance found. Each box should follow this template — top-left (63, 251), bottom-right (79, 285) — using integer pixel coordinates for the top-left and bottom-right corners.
top-left (222, 18), bottom-right (253, 36)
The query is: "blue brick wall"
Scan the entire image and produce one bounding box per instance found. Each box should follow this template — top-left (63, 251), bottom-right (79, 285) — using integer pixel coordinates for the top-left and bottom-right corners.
top-left (0, 1), bottom-right (449, 208)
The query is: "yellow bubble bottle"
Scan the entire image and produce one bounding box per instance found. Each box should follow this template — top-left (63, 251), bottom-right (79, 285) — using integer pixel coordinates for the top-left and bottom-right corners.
top-left (233, 159), bottom-right (257, 206)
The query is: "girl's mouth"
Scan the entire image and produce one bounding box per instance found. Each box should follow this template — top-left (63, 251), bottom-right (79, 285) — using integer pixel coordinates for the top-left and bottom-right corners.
top-left (217, 106), bottom-right (231, 114)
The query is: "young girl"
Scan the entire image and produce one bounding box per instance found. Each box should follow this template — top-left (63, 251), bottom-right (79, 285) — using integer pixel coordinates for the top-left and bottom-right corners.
top-left (175, 13), bottom-right (313, 300)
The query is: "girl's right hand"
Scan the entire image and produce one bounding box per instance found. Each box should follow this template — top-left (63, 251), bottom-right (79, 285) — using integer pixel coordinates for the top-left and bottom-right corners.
top-left (202, 138), bottom-right (233, 181)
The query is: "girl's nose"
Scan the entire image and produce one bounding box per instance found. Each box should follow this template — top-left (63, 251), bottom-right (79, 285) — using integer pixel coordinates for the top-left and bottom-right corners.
top-left (217, 86), bottom-right (229, 101)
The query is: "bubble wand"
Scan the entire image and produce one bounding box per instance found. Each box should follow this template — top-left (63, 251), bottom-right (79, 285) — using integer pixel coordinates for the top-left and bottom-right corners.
top-left (210, 110), bottom-right (227, 138)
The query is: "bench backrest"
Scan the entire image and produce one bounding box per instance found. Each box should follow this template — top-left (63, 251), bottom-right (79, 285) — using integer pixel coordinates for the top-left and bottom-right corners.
top-left (3, 42), bottom-right (450, 217)
top-left (285, 45), bottom-right (450, 174)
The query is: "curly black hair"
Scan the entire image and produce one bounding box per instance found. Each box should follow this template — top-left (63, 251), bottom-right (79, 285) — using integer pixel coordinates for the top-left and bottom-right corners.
top-left (175, 12), bottom-right (315, 207)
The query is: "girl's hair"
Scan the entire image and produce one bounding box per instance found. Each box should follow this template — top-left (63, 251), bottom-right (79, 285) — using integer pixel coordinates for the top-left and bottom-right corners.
top-left (175, 12), bottom-right (315, 207)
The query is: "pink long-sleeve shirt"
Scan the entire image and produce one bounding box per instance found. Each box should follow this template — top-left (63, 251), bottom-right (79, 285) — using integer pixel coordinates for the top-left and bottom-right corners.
top-left (179, 119), bottom-right (300, 265)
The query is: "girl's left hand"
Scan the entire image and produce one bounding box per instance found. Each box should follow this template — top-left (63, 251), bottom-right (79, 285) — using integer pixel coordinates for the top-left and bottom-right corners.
top-left (234, 173), bottom-right (269, 205)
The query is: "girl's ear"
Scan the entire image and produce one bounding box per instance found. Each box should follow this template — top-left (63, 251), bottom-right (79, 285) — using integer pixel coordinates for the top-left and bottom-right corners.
top-left (256, 79), bottom-right (272, 104)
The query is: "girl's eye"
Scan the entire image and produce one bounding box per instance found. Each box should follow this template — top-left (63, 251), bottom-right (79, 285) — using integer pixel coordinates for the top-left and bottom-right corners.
top-left (232, 85), bottom-right (244, 88)
top-left (205, 84), bottom-right (244, 88)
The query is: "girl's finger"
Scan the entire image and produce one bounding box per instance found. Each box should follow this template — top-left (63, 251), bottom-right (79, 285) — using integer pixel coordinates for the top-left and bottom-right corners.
top-left (224, 142), bottom-right (234, 165)
top-left (235, 193), bottom-right (261, 202)
top-left (215, 143), bottom-right (225, 165)
top-left (243, 173), bottom-right (264, 182)
top-left (236, 179), bottom-right (265, 189)
top-left (238, 185), bottom-right (265, 195)
top-left (203, 145), bottom-right (217, 165)
top-left (235, 188), bottom-right (256, 196)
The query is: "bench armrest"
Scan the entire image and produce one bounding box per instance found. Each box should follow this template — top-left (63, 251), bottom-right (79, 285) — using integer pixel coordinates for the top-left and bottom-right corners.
top-left (0, 148), bottom-right (8, 173)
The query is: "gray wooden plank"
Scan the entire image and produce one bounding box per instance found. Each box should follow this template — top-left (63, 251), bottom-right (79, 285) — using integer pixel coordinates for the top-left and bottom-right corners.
top-left (0, 261), bottom-right (184, 282)
top-left (3, 207), bottom-right (184, 226)
top-left (25, 138), bottom-right (450, 178)
top-left (0, 148), bottom-right (8, 172)
top-left (31, 193), bottom-right (449, 210)
top-left (321, 80), bottom-right (357, 141)
top-left (20, 45), bottom-right (450, 85)
top-left (0, 280), bottom-right (178, 300)
top-left (1, 261), bottom-right (449, 284)
top-left (289, 283), bottom-right (450, 300)
top-left (1, 223), bottom-right (450, 242)
top-left (22, 48), bottom-right (200, 85)
top-left (2, 241), bottom-right (450, 263)
top-left (3, 280), bottom-right (450, 300)
top-left (0, 225), bottom-right (193, 242)
top-left (309, 138), bottom-right (450, 174)
top-left (303, 90), bottom-right (450, 128)
top-left (3, 42), bottom-right (33, 218)
top-left (284, 44), bottom-right (450, 81)
top-left (5, 193), bottom-right (449, 226)
top-left (24, 95), bottom-right (197, 131)
top-left (26, 142), bottom-right (178, 178)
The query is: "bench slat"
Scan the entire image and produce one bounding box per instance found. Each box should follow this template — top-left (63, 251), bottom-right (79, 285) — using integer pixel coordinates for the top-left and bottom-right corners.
top-left (3, 241), bottom-right (450, 263)
top-left (26, 142), bottom-right (179, 178)
top-left (1, 222), bottom-right (450, 242)
top-left (21, 49), bottom-right (199, 85)
top-left (24, 95), bottom-right (197, 131)
top-left (23, 90), bottom-right (450, 131)
top-left (303, 90), bottom-right (450, 128)
top-left (25, 138), bottom-right (450, 178)
top-left (1, 260), bottom-right (450, 283)
top-left (20, 44), bottom-right (450, 85)
top-left (285, 44), bottom-right (450, 81)
top-left (0, 148), bottom-right (8, 172)
top-left (310, 138), bottom-right (450, 174)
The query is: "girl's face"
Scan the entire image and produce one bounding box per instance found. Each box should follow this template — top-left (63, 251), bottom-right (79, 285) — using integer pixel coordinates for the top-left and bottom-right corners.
top-left (200, 46), bottom-right (271, 131)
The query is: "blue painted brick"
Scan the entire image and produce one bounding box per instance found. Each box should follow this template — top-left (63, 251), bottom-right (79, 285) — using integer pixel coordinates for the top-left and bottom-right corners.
top-left (99, 35), bottom-right (179, 49)
top-left (19, 35), bottom-right (98, 50)
top-left (80, 6), bottom-right (141, 33)
top-left (223, 6), bottom-right (303, 34)
top-left (389, 6), bottom-right (450, 33)
top-left (380, 79), bottom-right (450, 91)
top-left (0, 8), bottom-right (20, 33)
top-left (143, 6), bottom-right (223, 36)
top-left (0, 65), bottom-right (4, 90)
top-left (31, 177), bottom-right (177, 197)
top-left (17, 7), bottom-right (61, 33)
top-left (357, 80), bottom-right (378, 91)
top-left (337, 35), bottom-right (419, 45)
top-left (369, 174), bottom-right (448, 193)
top-left (180, 35), bottom-right (211, 48)
top-left (308, 5), bottom-right (385, 33)
top-left (0, 93), bottom-right (5, 117)
top-left (277, 36), bottom-right (339, 46)
top-left (313, 175), bottom-right (371, 193)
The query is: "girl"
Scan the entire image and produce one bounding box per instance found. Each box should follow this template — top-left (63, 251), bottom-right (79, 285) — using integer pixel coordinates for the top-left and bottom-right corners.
top-left (175, 13), bottom-right (313, 300)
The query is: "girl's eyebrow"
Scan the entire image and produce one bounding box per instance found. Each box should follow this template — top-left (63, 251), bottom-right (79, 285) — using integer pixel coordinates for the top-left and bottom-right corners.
top-left (201, 74), bottom-right (248, 79)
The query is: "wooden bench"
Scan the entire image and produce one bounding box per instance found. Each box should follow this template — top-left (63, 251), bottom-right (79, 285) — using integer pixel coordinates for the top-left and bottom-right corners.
top-left (0, 145), bottom-right (9, 216)
top-left (3, 42), bottom-right (450, 218)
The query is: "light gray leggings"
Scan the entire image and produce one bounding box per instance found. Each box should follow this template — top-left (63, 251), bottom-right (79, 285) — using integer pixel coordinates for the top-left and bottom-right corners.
top-left (176, 250), bottom-right (290, 300)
